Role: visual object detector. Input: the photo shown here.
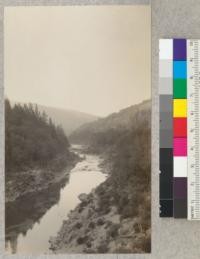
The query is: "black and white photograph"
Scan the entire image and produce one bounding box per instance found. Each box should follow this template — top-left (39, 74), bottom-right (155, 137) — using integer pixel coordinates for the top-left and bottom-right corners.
top-left (4, 5), bottom-right (151, 254)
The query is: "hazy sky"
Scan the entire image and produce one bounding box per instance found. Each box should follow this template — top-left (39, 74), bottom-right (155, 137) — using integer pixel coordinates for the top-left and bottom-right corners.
top-left (5, 6), bottom-right (150, 117)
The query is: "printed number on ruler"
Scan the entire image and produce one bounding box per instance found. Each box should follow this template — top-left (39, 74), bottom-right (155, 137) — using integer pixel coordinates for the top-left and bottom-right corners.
top-left (188, 40), bottom-right (200, 220)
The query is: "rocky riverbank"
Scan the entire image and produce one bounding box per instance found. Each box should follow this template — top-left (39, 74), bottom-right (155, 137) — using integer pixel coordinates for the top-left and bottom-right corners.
top-left (6, 152), bottom-right (81, 203)
top-left (49, 176), bottom-right (151, 254)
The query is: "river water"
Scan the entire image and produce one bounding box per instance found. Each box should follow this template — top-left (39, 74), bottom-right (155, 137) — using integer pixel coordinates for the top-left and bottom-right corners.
top-left (5, 146), bottom-right (106, 254)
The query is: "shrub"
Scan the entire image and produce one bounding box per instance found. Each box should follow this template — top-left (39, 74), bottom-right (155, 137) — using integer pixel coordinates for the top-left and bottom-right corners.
top-left (107, 223), bottom-right (120, 238)
top-left (76, 236), bottom-right (88, 245)
top-left (97, 242), bottom-right (109, 253)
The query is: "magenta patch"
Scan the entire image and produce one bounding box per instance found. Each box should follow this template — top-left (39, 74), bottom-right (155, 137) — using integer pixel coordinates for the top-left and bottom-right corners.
top-left (173, 138), bottom-right (187, 156)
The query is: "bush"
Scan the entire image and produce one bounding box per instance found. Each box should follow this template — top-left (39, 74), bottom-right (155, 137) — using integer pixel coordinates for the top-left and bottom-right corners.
top-left (88, 222), bottom-right (95, 229)
top-left (74, 222), bottom-right (82, 229)
top-left (97, 218), bottom-right (105, 226)
top-left (97, 242), bottom-right (109, 253)
top-left (76, 236), bottom-right (88, 245)
top-left (107, 223), bottom-right (120, 238)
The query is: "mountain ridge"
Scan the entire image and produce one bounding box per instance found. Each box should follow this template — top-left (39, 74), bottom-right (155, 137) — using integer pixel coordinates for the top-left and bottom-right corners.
top-left (69, 99), bottom-right (151, 144)
top-left (10, 101), bottom-right (99, 136)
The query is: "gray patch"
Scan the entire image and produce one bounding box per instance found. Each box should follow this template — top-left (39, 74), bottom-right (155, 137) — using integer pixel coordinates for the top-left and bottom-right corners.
top-left (160, 111), bottom-right (173, 130)
top-left (159, 130), bottom-right (173, 148)
top-left (159, 95), bottom-right (173, 113)
top-left (159, 77), bottom-right (173, 95)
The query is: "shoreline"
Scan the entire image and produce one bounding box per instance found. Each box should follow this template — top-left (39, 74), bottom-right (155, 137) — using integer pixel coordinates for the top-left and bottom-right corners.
top-left (5, 149), bottom-right (83, 245)
top-left (49, 157), bottom-right (151, 254)
top-left (5, 147), bottom-right (107, 254)
top-left (6, 152), bottom-right (81, 203)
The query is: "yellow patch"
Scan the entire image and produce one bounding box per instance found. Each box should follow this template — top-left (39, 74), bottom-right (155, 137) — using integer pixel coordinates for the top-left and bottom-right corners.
top-left (173, 99), bottom-right (187, 117)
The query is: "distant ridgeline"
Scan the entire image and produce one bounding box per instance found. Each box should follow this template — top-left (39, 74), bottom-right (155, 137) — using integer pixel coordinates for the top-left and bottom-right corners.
top-left (69, 100), bottom-right (151, 251)
top-left (69, 100), bottom-right (151, 147)
top-left (5, 99), bottom-right (71, 175)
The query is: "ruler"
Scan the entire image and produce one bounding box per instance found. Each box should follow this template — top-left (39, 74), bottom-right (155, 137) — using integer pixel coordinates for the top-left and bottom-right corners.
top-left (187, 40), bottom-right (200, 220)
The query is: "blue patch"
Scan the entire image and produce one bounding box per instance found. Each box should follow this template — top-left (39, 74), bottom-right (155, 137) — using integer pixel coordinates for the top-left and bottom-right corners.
top-left (173, 61), bottom-right (187, 79)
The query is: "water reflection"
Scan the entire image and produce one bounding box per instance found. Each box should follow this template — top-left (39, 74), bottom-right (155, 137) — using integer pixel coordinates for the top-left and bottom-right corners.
top-left (5, 150), bottom-right (106, 254)
top-left (6, 176), bottom-right (69, 253)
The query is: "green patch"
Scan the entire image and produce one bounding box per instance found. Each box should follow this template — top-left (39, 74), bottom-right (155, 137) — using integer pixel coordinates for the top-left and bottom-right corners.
top-left (173, 79), bottom-right (187, 98)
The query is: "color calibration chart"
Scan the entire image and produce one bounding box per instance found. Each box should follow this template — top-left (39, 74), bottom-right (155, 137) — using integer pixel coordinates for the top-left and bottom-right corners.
top-left (159, 39), bottom-right (200, 220)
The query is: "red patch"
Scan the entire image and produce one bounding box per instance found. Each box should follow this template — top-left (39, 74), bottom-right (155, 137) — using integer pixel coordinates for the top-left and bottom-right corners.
top-left (173, 118), bottom-right (187, 137)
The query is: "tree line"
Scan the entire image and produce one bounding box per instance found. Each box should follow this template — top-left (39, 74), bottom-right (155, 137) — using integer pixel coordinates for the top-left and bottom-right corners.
top-left (5, 99), bottom-right (70, 176)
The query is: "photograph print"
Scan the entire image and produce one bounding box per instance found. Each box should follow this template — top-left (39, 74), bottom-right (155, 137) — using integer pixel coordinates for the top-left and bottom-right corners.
top-left (4, 5), bottom-right (151, 254)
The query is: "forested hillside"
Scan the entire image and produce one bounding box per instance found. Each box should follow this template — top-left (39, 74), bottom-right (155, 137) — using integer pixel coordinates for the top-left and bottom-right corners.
top-left (5, 99), bottom-right (81, 203)
top-left (5, 99), bottom-right (72, 175)
top-left (10, 101), bottom-right (99, 136)
top-left (92, 101), bottom-right (151, 252)
top-left (69, 100), bottom-right (150, 145)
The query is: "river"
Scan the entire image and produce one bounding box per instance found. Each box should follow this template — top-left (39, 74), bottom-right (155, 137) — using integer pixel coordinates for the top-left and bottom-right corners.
top-left (5, 145), bottom-right (106, 254)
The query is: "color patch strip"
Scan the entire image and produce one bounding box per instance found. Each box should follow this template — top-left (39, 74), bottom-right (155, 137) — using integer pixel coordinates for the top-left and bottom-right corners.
top-left (159, 39), bottom-right (173, 217)
top-left (173, 38), bottom-right (187, 219)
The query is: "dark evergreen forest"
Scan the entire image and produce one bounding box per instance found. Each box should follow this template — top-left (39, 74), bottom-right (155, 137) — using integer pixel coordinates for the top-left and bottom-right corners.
top-left (5, 99), bottom-right (71, 177)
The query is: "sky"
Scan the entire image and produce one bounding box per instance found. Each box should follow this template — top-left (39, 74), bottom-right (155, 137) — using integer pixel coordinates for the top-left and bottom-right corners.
top-left (4, 6), bottom-right (150, 117)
